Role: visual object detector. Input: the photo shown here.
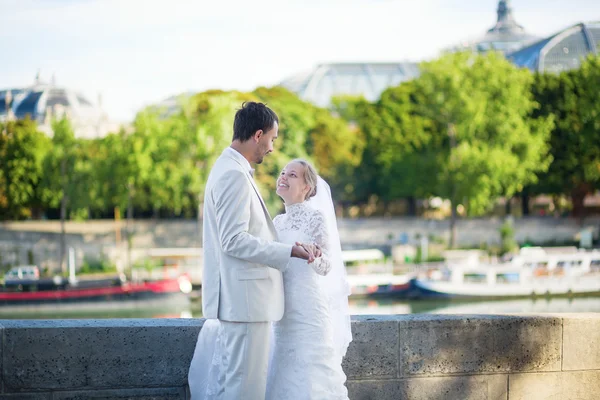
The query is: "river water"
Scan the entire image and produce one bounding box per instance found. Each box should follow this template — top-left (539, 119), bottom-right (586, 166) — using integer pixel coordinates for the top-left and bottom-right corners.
top-left (3, 296), bottom-right (600, 319)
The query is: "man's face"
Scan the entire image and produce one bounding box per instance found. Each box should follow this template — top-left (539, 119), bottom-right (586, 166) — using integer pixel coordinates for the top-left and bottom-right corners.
top-left (254, 121), bottom-right (279, 164)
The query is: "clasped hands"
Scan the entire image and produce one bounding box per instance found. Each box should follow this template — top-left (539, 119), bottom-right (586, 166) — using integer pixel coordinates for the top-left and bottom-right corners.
top-left (291, 242), bottom-right (322, 264)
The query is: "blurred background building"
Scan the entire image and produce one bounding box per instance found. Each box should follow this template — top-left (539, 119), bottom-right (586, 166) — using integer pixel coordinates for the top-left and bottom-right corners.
top-left (280, 62), bottom-right (420, 107)
top-left (0, 72), bottom-right (118, 139)
top-left (452, 0), bottom-right (539, 54)
top-left (508, 21), bottom-right (600, 73)
top-left (281, 1), bottom-right (598, 107)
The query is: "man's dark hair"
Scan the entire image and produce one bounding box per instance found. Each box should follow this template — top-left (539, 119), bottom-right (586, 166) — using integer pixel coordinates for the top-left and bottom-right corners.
top-left (233, 102), bottom-right (279, 142)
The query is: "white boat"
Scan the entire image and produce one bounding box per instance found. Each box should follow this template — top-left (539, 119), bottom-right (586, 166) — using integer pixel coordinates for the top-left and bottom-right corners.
top-left (411, 247), bottom-right (600, 299)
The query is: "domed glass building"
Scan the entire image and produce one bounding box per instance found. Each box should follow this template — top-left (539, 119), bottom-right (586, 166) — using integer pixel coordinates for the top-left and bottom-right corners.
top-left (507, 21), bottom-right (600, 73)
top-left (280, 62), bottom-right (420, 107)
top-left (281, 1), bottom-right (597, 108)
top-left (0, 73), bottom-right (115, 139)
top-left (280, 1), bottom-right (538, 107)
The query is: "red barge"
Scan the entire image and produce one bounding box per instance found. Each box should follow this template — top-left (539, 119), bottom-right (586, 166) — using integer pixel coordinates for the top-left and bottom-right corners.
top-left (0, 274), bottom-right (192, 310)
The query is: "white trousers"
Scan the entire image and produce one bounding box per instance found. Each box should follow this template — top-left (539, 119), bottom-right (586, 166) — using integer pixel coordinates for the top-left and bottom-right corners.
top-left (217, 321), bottom-right (270, 400)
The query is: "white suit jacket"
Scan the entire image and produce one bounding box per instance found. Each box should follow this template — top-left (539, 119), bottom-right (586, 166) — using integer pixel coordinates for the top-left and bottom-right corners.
top-left (202, 148), bottom-right (292, 322)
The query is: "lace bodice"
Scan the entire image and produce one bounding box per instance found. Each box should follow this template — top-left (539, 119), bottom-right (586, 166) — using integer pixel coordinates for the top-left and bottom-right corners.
top-left (273, 202), bottom-right (332, 276)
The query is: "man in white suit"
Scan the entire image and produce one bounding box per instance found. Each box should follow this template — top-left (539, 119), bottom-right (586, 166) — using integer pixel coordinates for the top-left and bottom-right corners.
top-left (202, 102), bottom-right (314, 400)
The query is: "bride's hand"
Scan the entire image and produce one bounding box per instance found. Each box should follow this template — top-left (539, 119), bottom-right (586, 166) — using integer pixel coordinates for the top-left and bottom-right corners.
top-left (297, 242), bottom-right (321, 259)
top-left (291, 245), bottom-right (314, 263)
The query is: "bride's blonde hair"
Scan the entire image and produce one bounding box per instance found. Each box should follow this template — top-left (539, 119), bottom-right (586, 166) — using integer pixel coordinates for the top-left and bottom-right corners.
top-left (289, 159), bottom-right (318, 201)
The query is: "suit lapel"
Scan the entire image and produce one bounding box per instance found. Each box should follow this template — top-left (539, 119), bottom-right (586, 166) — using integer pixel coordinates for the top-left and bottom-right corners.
top-left (222, 150), bottom-right (278, 237)
top-left (245, 173), bottom-right (279, 237)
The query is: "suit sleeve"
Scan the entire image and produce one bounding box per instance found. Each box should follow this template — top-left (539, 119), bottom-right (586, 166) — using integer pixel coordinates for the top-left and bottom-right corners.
top-left (212, 169), bottom-right (292, 271)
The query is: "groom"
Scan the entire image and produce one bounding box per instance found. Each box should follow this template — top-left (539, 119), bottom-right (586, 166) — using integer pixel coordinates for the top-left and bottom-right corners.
top-left (202, 102), bottom-right (315, 400)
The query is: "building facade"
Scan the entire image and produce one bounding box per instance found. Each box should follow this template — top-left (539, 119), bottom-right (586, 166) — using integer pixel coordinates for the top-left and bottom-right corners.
top-left (0, 73), bottom-right (117, 139)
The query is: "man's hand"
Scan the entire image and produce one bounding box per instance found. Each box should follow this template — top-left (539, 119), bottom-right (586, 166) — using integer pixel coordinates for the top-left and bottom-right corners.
top-left (291, 244), bottom-right (315, 263)
top-left (297, 242), bottom-right (321, 259)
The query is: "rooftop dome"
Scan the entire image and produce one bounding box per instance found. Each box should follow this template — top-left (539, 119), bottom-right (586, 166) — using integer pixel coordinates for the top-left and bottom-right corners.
top-left (0, 73), bottom-right (115, 139)
top-left (454, 0), bottom-right (538, 53)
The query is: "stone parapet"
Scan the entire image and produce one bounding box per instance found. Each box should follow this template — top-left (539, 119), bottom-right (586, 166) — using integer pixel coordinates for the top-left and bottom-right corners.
top-left (1, 314), bottom-right (599, 399)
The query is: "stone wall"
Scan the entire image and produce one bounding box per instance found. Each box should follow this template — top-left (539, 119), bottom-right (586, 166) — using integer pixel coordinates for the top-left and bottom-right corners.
top-left (1, 314), bottom-right (599, 399)
top-left (1, 217), bottom-right (598, 271)
top-left (2, 217), bottom-right (598, 248)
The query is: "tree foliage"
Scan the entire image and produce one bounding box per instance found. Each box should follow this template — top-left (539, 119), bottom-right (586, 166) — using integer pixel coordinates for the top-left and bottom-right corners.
top-left (0, 118), bottom-right (49, 219)
top-left (2, 54), bottom-right (599, 222)
top-left (531, 55), bottom-right (600, 217)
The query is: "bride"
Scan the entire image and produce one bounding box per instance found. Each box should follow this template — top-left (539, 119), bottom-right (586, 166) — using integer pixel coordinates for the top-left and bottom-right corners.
top-left (189, 159), bottom-right (352, 399)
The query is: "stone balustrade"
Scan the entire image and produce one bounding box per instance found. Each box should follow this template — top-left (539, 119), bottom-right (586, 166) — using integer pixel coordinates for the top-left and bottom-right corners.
top-left (1, 314), bottom-right (599, 399)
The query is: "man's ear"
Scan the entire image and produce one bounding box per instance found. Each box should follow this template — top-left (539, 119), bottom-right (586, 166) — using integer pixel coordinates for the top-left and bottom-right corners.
top-left (253, 130), bottom-right (263, 142)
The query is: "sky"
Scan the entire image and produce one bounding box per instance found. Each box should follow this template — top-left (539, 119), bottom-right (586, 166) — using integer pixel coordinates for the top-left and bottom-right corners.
top-left (1, 0), bottom-right (599, 121)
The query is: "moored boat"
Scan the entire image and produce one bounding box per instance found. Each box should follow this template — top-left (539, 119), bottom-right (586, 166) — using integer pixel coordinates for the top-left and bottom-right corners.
top-left (347, 273), bottom-right (412, 298)
top-left (0, 270), bottom-right (192, 311)
top-left (410, 248), bottom-right (600, 299)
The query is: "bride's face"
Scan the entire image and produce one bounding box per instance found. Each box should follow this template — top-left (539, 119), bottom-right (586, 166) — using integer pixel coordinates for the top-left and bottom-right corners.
top-left (276, 162), bottom-right (310, 204)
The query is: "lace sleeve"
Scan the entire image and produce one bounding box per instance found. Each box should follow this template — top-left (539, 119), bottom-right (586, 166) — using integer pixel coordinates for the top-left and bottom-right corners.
top-left (307, 210), bottom-right (332, 276)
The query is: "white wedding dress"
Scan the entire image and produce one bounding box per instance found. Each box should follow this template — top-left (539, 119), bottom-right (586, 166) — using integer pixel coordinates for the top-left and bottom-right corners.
top-left (188, 178), bottom-right (351, 400)
top-left (266, 202), bottom-right (349, 400)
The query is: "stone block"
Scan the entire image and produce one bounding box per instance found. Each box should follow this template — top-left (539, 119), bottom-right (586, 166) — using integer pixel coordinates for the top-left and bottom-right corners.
top-left (562, 314), bottom-right (600, 370)
top-left (509, 370), bottom-right (600, 400)
top-left (402, 374), bottom-right (507, 400)
top-left (52, 387), bottom-right (185, 399)
top-left (0, 394), bottom-right (51, 400)
top-left (398, 315), bottom-right (561, 376)
top-left (342, 316), bottom-right (400, 380)
top-left (347, 375), bottom-right (507, 400)
top-left (1, 319), bottom-right (203, 392)
top-left (346, 379), bottom-right (402, 400)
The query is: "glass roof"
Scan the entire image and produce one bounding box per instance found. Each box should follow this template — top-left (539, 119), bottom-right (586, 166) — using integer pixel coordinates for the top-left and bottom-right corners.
top-left (15, 91), bottom-right (43, 119)
top-left (507, 22), bottom-right (599, 72)
top-left (281, 63), bottom-right (419, 106)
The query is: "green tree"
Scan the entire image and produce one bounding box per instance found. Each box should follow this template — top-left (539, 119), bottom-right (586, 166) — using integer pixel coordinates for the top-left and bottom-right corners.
top-left (353, 52), bottom-right (553, 245)
top-left (531, 55), bottom-right (600, 218)
top-left (190, 90), bottom-right (258, 213)
top-left (347, 83), bottom-right (440, 215)
top-left (330, 95), bottom-right (381, 208)
top-left (40, 117), bottom-right (84, 273)
top-left (95, 129), bottom-right (138, 271)
top-left (308, 109), bottom-right (364, 182)
top-left (0, 118), bottom-right (50, 220)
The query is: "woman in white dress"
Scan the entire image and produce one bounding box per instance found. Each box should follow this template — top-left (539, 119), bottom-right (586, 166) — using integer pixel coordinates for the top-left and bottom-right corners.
top-left (266, 159), bottom-right (351, 400)
top-left (188, 159), bottom-right (352, 399)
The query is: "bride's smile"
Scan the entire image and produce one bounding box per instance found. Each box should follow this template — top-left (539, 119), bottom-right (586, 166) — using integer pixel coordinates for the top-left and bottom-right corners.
top-left (276, 161), bottom-right (311, 204)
